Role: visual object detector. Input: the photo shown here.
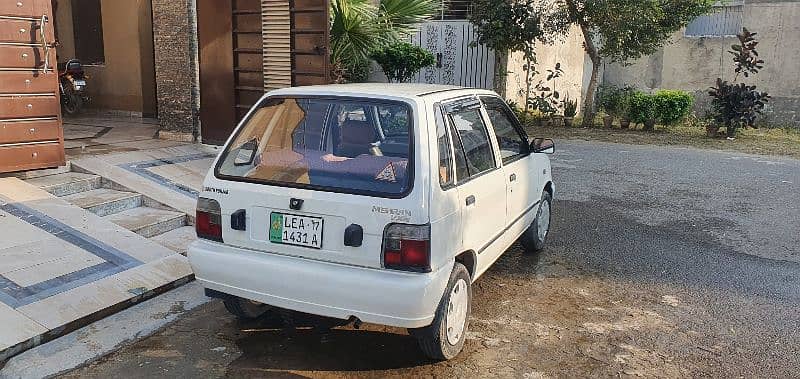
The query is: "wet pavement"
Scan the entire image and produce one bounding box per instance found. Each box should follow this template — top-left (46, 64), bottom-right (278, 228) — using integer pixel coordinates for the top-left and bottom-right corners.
top-left (62, 140), bottom-right (800, 378)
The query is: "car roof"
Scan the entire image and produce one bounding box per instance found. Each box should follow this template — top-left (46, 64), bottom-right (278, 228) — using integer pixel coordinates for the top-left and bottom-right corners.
top-left (267, 83), bottom-right (497, 103)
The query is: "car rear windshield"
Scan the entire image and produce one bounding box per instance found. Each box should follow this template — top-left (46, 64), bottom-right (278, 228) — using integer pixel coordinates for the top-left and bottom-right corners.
top-left (215, 97), bottom-right (414, 197)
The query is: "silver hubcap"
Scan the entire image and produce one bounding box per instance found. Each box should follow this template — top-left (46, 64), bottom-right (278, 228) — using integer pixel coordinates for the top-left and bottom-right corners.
top-left (538, 200), bottom-right (550, 242)
top-left (446, 279), bottom-right (469, 345)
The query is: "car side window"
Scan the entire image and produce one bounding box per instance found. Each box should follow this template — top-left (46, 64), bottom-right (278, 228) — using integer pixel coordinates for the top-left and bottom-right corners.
top-left (481, 96), bottom-right (529, 164)
top-left (446, 102), bottom-right (497, 178)
top-left (434, 105), bottom-right (454, 187)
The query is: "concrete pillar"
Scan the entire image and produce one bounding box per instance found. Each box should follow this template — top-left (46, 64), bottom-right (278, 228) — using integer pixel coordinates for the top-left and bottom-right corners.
top-left (151, 0), bottom-right (199, 140)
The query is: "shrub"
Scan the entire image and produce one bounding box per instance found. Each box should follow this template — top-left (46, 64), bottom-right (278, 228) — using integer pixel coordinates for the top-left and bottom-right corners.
top-left (507, 100), bottom-right (541, 126)
top-left (370, 42), bottom-right (436, 83)
top-left (654, 90), bottom-right (694, 125)
top-left (598, 85), bottom-right (634, 119)
top-left (628, 91), bottom-right (659, 124)
top-left (597, 85), bottom-right (617, 115)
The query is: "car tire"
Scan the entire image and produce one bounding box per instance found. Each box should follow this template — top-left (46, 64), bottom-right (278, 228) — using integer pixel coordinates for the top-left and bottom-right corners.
top-left (409, 262), bottom-right (472, 361)
top-left (223, 297), bottom-right (271, 320)
top-left (521, 190), bottom-right (552, 254)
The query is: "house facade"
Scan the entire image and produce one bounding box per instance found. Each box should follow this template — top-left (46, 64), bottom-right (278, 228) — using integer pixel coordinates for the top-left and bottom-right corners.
top-left (51, 0), bottom-right (328, 143)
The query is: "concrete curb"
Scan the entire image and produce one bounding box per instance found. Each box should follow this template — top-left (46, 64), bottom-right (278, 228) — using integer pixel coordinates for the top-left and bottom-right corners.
top-left (0, 280), bottom-right (210, 378)
top-left (0, 274), bottom-right (194, 365)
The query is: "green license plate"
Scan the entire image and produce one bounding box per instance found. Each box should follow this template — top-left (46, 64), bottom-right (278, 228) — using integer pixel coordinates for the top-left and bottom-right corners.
top-left (269, 212), bottom-right (323, 249)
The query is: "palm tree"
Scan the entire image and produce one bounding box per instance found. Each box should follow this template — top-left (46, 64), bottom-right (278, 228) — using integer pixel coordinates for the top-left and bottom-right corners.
top-left (330, 0), bottom-right (439, 82)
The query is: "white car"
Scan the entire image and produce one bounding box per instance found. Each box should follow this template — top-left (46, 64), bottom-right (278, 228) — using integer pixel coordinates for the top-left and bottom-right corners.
top-left (188, 83), bottom-right (554, 360)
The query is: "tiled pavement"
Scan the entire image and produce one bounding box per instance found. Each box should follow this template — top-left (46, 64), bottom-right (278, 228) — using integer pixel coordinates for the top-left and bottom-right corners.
top-left (0, 178), bottom-right (192, 360)
top-left (63, 115), bottom-right (187, 159)
top-left (0, 116), bottom-right (219, 361)
top-left (72, 145), bottom-right (219, 216)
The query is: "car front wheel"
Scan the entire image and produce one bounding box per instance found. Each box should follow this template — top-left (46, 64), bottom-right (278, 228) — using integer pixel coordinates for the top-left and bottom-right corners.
top-left (409, 262), bottom-right (472, 360)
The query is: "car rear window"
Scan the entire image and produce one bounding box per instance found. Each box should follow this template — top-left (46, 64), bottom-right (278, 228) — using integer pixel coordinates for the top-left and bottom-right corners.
top-left (215, 97), bottom-right (414, 197)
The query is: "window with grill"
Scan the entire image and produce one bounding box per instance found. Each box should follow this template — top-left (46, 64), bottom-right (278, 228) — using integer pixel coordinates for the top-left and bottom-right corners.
top-left (437, 0), bottom-right (472, 20)
top-left (685, 1), bottom-right (743, 37)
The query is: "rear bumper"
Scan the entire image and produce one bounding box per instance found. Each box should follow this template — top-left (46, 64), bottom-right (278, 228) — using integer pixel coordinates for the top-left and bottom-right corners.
top-left (188, 240), bottom-right (452, 328)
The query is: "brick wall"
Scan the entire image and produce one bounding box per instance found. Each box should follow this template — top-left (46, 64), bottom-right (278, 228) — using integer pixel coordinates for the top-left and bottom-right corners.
top-left (151, 0), bottom-right (198, 135)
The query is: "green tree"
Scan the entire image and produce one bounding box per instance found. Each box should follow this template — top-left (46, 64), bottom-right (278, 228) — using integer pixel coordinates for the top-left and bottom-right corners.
top-left (469, 0), bottom-right (547, 108)
top-left (554, 0), bottom-right (714, 127)
top-left (330, 0), bottom-right (439, 82)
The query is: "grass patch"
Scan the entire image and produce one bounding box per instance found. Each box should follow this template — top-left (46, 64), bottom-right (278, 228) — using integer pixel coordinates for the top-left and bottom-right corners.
top-left (523, 122), bottom-right (800, 159)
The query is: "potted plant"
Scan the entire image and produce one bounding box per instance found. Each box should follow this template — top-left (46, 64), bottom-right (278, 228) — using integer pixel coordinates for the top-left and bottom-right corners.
top-left (548, 113), bottom-right (564, 127)
top-left (562, 95), bottom-right (578, 127)
top-left (706, 122), bottom-right (721, 138)
top-left (694, 112), bottom-right (721, 137)
top-left (527, 63), bottom-right (563, 127)
top-left (597, 85), bottom-right (616, 128)
top-left (708, 29), bottom-right (770, 139)
top-left (616, 86), bottom-right (635, 129)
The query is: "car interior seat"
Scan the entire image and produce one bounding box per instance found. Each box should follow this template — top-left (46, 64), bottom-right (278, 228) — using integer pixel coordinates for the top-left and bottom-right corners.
top-left (338, 120), bottom-right (377, 157)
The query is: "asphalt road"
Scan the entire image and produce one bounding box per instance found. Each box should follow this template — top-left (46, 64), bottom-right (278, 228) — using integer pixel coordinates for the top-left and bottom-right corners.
top-left (65, 140), bottom-right (800, 378)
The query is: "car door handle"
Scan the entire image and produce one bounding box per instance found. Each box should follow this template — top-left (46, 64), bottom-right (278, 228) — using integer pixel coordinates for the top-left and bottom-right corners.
top-left (509, 173), bottom-right (516, 182)
top-left (465, 195), bottom-right (476, 206)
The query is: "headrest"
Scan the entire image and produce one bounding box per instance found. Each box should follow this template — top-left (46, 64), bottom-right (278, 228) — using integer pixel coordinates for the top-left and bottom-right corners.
top-left (340, 120), bottom-right (376, 144)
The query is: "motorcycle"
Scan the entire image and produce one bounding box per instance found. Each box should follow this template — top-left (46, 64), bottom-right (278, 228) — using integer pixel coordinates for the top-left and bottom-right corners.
top-left (58, 59), bottom-right (90, 115)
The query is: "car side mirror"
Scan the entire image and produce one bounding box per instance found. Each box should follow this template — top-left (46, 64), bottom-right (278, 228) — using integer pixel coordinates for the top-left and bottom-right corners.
top-left (234, 138), bottom-right (258, 166)
top-left (531, 138), bottom-right (555, 154)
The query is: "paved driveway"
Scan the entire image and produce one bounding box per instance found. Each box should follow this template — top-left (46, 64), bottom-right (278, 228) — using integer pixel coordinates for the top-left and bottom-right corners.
top-left (62, 140), bottom-right (800, 378)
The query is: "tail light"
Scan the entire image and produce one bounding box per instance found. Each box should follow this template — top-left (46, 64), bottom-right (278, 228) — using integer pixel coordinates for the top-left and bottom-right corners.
top-left (382, 224), bottom-right (430, 272)
top-left (196, 198), bottom-right (223, 242)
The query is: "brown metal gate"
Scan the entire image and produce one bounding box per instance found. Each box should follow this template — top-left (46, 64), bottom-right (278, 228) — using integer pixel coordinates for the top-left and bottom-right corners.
top-left (198, 0), bottom-right (329, 145)
top-left (0, 0), bottom-right (64, 173)
top-left (198, 0), bottom-right (266, 146)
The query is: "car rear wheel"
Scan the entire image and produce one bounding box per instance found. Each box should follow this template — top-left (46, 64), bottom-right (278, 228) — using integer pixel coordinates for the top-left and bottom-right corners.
top-left (521, 190), bottom-right (552, 253)
top-left (223, 297), bottom-right (271, 320)
top-left (409, 262), bottom-right (471, 360)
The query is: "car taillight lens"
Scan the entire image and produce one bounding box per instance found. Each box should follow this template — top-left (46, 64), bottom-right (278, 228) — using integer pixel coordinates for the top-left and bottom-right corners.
top-left (196, 197), bottom-right (223, 242)
top-left (383, 224), bottom-right (430, 272)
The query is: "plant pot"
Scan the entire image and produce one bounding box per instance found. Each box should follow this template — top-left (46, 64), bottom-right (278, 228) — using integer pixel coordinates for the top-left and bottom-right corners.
top-left (548, 115), bottom-right (564, 127)
top-left (726, 124), bottom-right (737, 139)
top-left (705, 124), bottom-right (719, 138)
top-left (643, 119), bottom-right (656, 131)
top-left (602, 115), bottom-right (614, 128)
top-left (619, 118), bottom-right (631, 129)
top-left (563, 116), bottom-right (574, 127)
